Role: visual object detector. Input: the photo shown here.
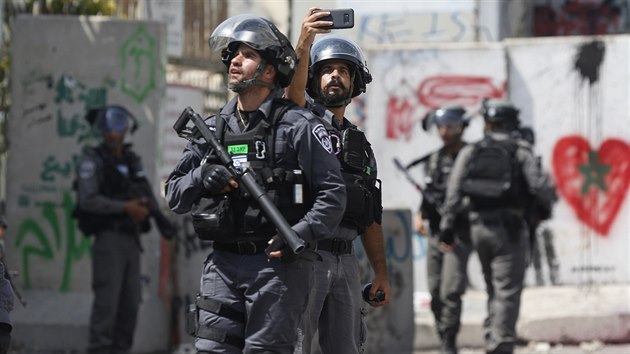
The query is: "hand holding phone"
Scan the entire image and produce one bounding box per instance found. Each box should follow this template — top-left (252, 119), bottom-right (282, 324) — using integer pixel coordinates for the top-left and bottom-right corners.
top-left (312, 8), bottom-right (354, 29)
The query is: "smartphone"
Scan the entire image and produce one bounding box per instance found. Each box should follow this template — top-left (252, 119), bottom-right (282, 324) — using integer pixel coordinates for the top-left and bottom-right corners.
top-left (313, 8), bottom-right (354, 29)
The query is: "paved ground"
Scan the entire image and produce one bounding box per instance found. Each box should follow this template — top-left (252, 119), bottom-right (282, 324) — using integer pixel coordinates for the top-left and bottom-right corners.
top-left (414, 343), bottom-right (630, 354)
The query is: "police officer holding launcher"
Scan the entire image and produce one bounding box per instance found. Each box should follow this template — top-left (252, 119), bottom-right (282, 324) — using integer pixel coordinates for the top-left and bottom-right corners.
top-left (76, 105), bottom-right (150, 353)
top-left (164, 15), bottom-right (346, 354)
top-left (439, 100), bottom-right (554, 354)
top-left (286, 8), bottom-right (391, 354)
top-left (414, 105), bottom-right (471, 354)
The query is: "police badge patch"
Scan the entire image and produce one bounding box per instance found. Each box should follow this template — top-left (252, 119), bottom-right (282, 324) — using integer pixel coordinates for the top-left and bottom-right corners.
top-left (312, 124), bottom-right (333, 154)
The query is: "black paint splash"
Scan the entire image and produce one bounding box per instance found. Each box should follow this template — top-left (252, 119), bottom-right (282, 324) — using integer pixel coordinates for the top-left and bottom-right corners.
top-left (574, 40), bottom-right (606, 85)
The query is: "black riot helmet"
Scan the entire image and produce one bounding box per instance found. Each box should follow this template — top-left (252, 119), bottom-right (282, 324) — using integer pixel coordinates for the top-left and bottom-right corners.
top-left (208, 14), bottom-right (297, 88)
top-left (421, 104), bottom-right (469, 131)
top-left (307, 35), bottom-right (372, 106)
top-left (86, 105), bottom-right (138, 135)
top-left (480, 99), bottom-right (520, 130)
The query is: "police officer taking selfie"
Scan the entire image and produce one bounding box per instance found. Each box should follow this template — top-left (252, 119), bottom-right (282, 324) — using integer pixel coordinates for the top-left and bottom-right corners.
top-left (286, 7), bottom-right (391, 354)
top-left (164, 14), bottom-right (346, 353)
top-left (414, 105), bottom-right (471, 354)
top-left (439, 99), bottom-right (554, 354)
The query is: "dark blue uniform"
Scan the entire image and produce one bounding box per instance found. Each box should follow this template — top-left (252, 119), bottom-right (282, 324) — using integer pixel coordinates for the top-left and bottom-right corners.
top-left (165, 92), bottom-right (346, 353)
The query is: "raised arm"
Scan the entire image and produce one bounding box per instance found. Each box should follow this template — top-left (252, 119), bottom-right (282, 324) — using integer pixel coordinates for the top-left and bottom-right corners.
top-left (284, 7), bottom-right (332, 107)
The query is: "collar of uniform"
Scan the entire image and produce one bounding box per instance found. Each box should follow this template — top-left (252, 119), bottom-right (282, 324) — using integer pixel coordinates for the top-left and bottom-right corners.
top-left (305, 94), bottom-right (357, 131)
top-left (219, 90), bottom-right (279, 131)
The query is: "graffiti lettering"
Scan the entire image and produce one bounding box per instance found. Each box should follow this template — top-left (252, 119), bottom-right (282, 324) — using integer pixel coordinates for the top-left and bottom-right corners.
top-left (121, 25), bottom-right (157, 103)
top-left (40, 154), bottom-right (80, 182)
top-left (386, 75), bottom-right (505, 140)
top-left (15, 191), bottom-right (92, 291)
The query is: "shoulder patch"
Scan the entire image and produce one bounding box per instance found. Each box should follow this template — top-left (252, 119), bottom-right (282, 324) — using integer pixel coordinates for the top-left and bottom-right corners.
top-left (79, 160), bottom-right (96, 179)
top-left (312, 124), bottom-right (333, 154)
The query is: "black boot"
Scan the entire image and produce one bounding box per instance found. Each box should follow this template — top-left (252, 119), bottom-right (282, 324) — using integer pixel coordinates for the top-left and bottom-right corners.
top-left (440, 333), bottom-right (457, 354)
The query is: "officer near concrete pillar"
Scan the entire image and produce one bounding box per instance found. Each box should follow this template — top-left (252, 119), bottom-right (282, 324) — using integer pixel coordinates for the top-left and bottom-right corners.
top-left (164, 15), bottom-right (346, 354)
top-left (413, 105), bottom-right (472, 354)
top-left (75, 105), bottom-right (151, 353)
top-left (439, 99), bottom-right (554, 354)
top-left (286, 8), bottom-right (391, 354)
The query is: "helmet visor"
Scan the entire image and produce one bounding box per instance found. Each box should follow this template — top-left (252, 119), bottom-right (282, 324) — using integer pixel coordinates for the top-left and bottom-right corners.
top-left (104, 106), bottom-right (130, 133)
top-left (209, 14), bottom-right (281, 52)
top-left (434, 108), bottom-right (466, 127)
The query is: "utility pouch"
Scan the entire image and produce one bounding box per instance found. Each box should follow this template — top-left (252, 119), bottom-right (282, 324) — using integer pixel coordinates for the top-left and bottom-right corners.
top-left (191, 196), bottom-right (234, 241)
top-left (342, 174), bottom-right (374, 230)
top-left (342, 128), bottom-right (368, 172)
top-left (185, 303), bottom-right (198, 337)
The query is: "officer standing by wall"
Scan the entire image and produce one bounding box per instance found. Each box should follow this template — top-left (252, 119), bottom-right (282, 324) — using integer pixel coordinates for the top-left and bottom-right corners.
top-left (76, 105), bottom-right (151, 353)
top-left (165, 15), bottom-right (346, 354)
top-left (286, 8), bottom-right (391, 354)
top-left (439, 100), bottom-right (554, 354)
top-left (0, 215), bottom-right (13, 353)
top-left (413, 105), bottom-right (471, 354)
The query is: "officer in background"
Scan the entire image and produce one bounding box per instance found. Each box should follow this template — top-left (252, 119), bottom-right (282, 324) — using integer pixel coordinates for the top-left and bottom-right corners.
top-left (414, 105), bottom-right (471, 354)
top-left (165, 15), bottom-right (346, 354)
top-left (517, 127), bottom-right (560, 286)
top-left (0, 216), bottom-right (12, 353)
top-left (76, 105), bottom-right (151, 353)
top-left (286, 8), bottom-right (391, 354)
top-left (439, 100), bottom-right (554, 354)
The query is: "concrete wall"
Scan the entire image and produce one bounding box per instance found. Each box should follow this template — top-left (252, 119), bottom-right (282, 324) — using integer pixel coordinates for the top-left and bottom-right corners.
top-left (364, 35), bottom-right (630, 302)
top-left (7, 15), bottom-right (168, 352)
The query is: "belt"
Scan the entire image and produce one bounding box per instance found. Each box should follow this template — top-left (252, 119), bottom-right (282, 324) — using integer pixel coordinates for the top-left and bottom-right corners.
top-left (317, 238), bottom-right (353, 255)
top-left (213, 240), bottom-right (269, 255)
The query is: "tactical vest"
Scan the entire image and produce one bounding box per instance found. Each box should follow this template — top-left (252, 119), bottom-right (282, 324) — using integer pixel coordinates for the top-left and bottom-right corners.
top-left (191, 100), bottom-right (312, 242)
top-left (73, 145), bottom-right (148, 236)
top-left (460, 136), bottom-right (524, 210)
top-left (322, 119), bottom-right (380, 233)
top-left (421, 150), bottom-right (451, 232)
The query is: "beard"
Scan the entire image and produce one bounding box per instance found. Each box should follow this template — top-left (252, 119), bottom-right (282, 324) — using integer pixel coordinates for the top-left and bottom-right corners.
top-left (228, 77), bottom-right (256, 93)
top-left (320, 82), bottom-right (350, 107)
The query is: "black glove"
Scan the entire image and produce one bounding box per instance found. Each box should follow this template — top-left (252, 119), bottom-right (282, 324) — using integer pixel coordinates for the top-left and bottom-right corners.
top-left (201, 164), bottom-right (233, 194)
top-left (439, 228), bottom-right (455, 246)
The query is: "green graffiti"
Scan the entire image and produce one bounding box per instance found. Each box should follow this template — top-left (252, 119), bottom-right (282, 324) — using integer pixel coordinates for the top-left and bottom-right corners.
top-left (53, 74), bottom-right (113, 143)
top-left (120, 25), bottom-right (156, 103)
top-left (15, 191), bottom-right (92, 292)
top-left (40, 154), bottom-right (82, 182)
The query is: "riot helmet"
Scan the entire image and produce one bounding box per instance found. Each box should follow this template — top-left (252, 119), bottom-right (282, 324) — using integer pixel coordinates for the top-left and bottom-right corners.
top-left (480, 99), bottom-right (520, 129)
top-left (307, 35), bottom-right (372, 106)
top-left (518, 126), bottom-right (535, 145)
top-left (86, 105), bottom-right (138, 135)
top-left (208, 14), bottom-right (297, 88)
top-left (421, 104), bottom-right (468, 131)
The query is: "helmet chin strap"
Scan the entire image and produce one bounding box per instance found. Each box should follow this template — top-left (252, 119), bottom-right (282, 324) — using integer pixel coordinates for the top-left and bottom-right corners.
top-left (228, 59), bottom-right (277, 93)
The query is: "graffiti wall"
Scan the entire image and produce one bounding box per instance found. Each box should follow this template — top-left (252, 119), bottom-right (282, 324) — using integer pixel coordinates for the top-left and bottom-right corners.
top-left (8, 16), bottom-right (168, 351)
top-left (508, 35), bottom-right (630, 285)
top-left (363, 44), bottom-right (507, 295)
top-left (355, 209), bottom-right (414, 354)
top-left (364, 35), bottom-right (630, 297)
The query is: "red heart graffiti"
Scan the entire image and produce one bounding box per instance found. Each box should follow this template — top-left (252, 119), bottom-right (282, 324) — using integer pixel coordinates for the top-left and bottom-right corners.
top-left (552, 136), bottom-right (630, 236)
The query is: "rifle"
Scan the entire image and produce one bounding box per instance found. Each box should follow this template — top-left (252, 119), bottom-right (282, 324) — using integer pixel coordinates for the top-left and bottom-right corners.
top-left (393, 156), bottom-right (438, 206)
top-left (133, 178), bottom-right (177, 240)
top-left (173, 107), bottom-right (305, 255)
